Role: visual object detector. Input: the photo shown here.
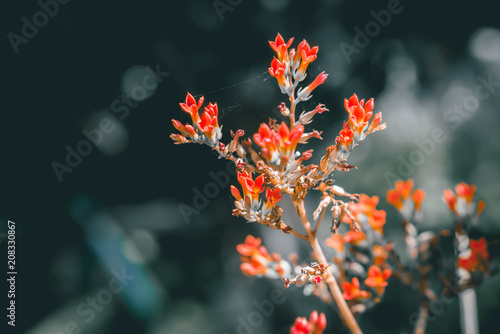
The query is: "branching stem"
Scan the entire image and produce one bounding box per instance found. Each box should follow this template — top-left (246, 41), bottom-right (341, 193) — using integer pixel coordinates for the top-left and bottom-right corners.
top-left (293, 198), bottom-right (362, 334)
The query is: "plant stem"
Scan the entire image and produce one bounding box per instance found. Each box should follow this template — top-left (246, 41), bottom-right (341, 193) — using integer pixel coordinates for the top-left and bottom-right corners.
top-left (294, 199), bottom-right (362, 334)
top-left (415, 306), bottom-right (428, 334)
top-left (289, 229), bottom-right (309, 241)
top-left (459, 288), bottom-right (479, 334)
top-left (313, 206), bottom-right (327, 235)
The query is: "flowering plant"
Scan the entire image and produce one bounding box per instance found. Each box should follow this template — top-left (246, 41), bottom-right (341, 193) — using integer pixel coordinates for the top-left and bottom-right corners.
top-left (171, 33), bottom-right (494, 334)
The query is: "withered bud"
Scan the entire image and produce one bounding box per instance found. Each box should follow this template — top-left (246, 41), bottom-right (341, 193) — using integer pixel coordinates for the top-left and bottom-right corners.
top-left (331, 185), bottom-right (358, 200)
top-left (313, 196), bottom-right (332, 220)
top-left (241, 138), bottom-right (252, 148)
top-left (351, 304), bottom-right (367, 315)
top-left (339, 163), bottom-right (356, 171)
top-left (228, 129), bottom-right (245, 153)
top-left (314, 103), bottom-right (328, 114)
top-left (170, 133), bottom-right (189, 144)
top-left (248, 147), bottom-right (263, 165)
top-left (278, 102), bottom-right (290, 117)
top-left (281, 224), bottom-right (293, 234)
top-left (236, 145), bottom-right (246, 158)
top-left (268, 118), bottom-right (279, 130)
top-left (302, 149), bottom-right (313, 160)
top-left (298, 109), bottom-right (316, 125)
top-left (331, 205), bottom-right (346, 234)
top-left (319, 146), bottom-right (335, 173)
top-left (299, 130), bottom-right (323, 144)
top-left (236, 160), bottom-right (245, 172)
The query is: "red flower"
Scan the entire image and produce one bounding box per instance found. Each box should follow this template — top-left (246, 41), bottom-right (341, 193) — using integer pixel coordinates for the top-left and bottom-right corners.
top-left (349, 194), bottom-right (386, 234)
top-left (269, 57), bottom-right (288, 92)
top-left (290, 311), bottom-right (326, 334)
top-left (265, 187), bottom-right (282, 208)
top-left (236, 235), bottom-right (263, 256)
top-left (236, 171), bottom-right (266, 204)
top-left (179, 93), bottom-right (204, 124)
top-left (325, 233), bottom-right (345, 253)
top-left (350, 194), bottom-right (379, 216)
top-left (471, 238), bottom-right (489, 259)
top-left (387, 179), bottom-right (422, 212)
top-left (344, 94), bottom-right (374, 139)
top-left (343, 230), bottom-right (366, 245)
top-left (412, 189), bottom-right (425, 212)
top-left (367, 112), bottom-right (383, 133)
top-left (368, 209), bottom-right (386, 234)
top-left (395, 179), bottom-right (414, 199)
top-left (443, 183), bottom-right (479, 216)
top-left (338, 122), bottom-right (354, 152)
top-left (278, 122), bottom-right (304, 155)
top-left (269, 33), bottom-right (293, 62)
top-left (230, 185), bottom-right (242, 201)
top-left (253, 122), bottom-right (304, 164)
top-left (458, 237), bottom-right (490, 272)
top-left (295, 40), bottom-right (319, 77)
top-left (342, 277), bottom-right (370, 301)
top-left (386, 189), bottom-right (403, 211)
top-left (365, 265), bottom-right (391, 293)
top-left (443, 188), bottom-right (457, 214)
top-left (253, 123), bottom-right (279, 160)
top-left (240, 256), bottom-right (268, 276)
top-left (455, 182), bottom-right (476, 205)
top-left (173, 93), bottom-right (223, 147)
top-left (477, 200), bottom-right (486, 217)
top-left (197, 102), bottom-right (219, 141)
top-left (237, 235), bottom-right (273, 276)
top-left (372, 245), bottom-right (388, 265)
top-left (171, 119), bottom-right (197, 138)
top-left (290, 317), bottom-right (312, 334)
top-left (297, 72), bottom-right (328, 100)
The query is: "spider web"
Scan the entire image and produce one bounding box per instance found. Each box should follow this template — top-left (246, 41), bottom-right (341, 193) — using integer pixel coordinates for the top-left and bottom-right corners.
top-left (192, 70), bottom-right (272, 121)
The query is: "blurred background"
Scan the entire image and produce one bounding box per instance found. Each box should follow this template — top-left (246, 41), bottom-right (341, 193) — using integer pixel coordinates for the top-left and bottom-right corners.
top-left (2, 0), bottom-right (500, 333)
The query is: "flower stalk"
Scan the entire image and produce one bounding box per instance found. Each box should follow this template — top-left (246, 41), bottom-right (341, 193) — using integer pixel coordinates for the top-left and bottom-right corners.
top-left (294, 199), bottom-right (362, 334)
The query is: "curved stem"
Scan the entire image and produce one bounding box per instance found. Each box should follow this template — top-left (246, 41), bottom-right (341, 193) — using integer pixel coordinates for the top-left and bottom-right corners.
top-left (289, 229), bottom-right (308, 241)
top-left (293, 199), bottom-right (362, 334)
top-left (313, 206), bottom-right (327, 236)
